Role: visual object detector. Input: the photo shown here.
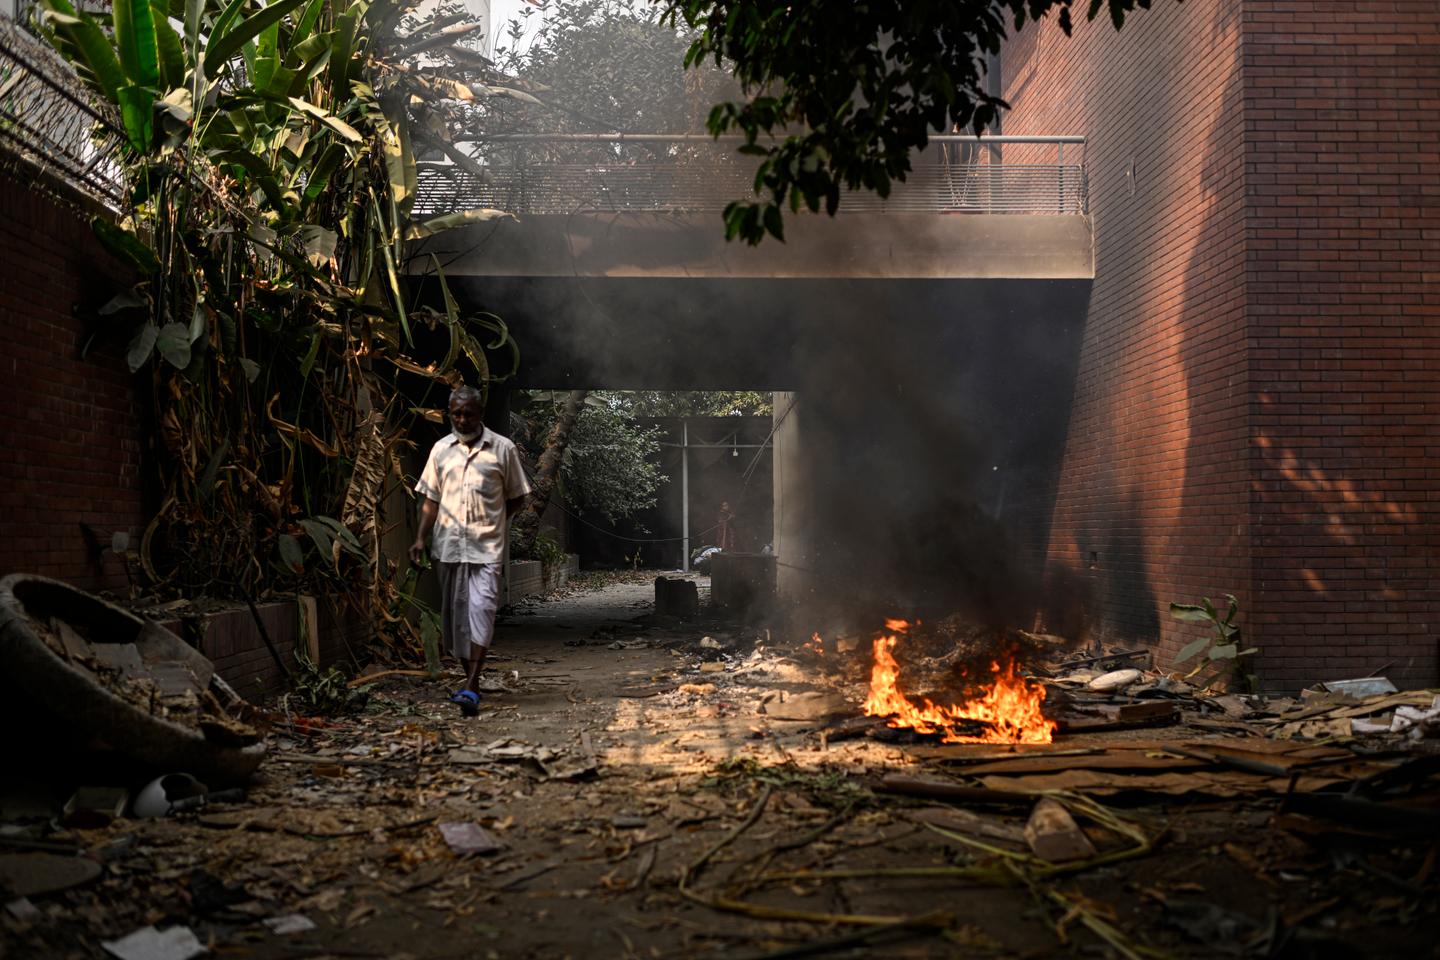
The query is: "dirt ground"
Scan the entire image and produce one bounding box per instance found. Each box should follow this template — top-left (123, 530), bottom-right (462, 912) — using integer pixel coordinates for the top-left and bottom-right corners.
top-left (3, 574), bottom-right (1437, 959)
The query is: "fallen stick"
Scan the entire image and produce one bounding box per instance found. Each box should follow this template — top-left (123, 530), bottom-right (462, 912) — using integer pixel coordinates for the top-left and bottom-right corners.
top-left (723, 911), bottom-right (950, 960)
top-left (268, 752), bottom-right (418, 767)
top-left (498, 859), bottom-right (563, 890)
top-left (284, 814), bottom-right (438, 840)
top-left (686, 785), bottom-right (773, 881)
top-left (1168, 746), bottom-right (1289, 778)
top-left (877, 775), bottom-right (1033, 805)
top-left (347, 669), bottom-right (434, 688)
top-left (1055, 649), bottom-right (1150, 669)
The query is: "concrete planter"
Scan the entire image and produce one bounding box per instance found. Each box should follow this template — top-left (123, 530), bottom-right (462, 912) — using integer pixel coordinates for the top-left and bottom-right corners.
top-left (507, 554), bottom-right (580, 603)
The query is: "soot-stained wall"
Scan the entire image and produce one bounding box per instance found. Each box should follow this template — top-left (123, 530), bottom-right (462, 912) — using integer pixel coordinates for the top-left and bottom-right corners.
top-left (1002, 0), bottom-right (1253, 667)
top-left (1004, 0), bottom-right (1440, 687)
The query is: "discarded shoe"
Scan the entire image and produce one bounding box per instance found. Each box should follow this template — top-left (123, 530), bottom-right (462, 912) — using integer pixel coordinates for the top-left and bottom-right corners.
top-left (450, 689), bottom-right (480, 717)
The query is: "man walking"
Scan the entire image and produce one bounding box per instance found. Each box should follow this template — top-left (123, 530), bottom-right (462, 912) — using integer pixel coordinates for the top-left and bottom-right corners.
top-left (410, 386), bottom-right (532, 716)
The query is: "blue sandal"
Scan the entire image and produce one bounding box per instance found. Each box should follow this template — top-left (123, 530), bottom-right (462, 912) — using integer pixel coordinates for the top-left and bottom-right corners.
top-left (450, 689), bottom-right (480, 717)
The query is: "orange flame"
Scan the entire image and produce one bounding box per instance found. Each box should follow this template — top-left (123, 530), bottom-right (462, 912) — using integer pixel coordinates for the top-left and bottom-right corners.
top-left (803, 631), bottom-right (824, 656)
top-left (862, 623), bottom-right (1055, 744)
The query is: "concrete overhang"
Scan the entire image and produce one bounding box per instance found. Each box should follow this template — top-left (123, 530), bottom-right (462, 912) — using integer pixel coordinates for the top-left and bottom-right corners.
top-left (410, 212), bottom-right (1094, 281)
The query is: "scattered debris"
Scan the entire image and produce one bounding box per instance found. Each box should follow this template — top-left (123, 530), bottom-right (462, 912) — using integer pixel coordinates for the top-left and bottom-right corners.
top-left (100, 925), bottom-right (206, 960)
top-left (1086, 668), bottom-right (1143, 692)
top-left (0, 852), bottom-right (102, 896)
top-left (62, 787), bottom-right (129, 829)
top-left (5, 576), bottom-right (1435, 960)
top-left (654, 577), bottom-right (699, 618)
top-left (132, 774), bottom-right (207, 819)
top-left (438, 821), bottom-right (505, 855)
top-left (1024, 797), bottom-right (1098, 862)
top-left (1319, 677), bottom-right (1399, 698)
top-left (0, 574), bottom-right (264, 783)
top-left (261, 914), bottom-right (316, 935)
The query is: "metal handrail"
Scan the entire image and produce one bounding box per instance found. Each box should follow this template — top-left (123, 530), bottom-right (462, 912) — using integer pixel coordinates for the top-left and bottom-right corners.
top-left (0, 14), bottom-right (125, 207)
top-left (471, 133), bottom-right (1087, 144)
top-left (414, 134), bottom-right (1088, 218)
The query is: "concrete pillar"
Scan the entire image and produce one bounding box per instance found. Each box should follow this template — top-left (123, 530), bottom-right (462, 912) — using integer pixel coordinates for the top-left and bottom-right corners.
top-left (772, 392), bottom-right (811, 604)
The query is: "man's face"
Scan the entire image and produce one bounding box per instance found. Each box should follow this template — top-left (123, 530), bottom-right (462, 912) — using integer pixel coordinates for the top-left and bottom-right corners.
top-left (449, 397), bottom-right (483, 436)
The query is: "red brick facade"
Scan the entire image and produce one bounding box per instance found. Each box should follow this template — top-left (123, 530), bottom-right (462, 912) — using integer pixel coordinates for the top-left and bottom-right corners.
top-left (1005, 0), bottom-right (1440, 687)
top-left (0, 172), bottom-right (148, 592)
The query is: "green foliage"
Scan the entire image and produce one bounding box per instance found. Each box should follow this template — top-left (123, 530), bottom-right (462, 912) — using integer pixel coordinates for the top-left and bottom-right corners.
top-left (560, 402), bottom-right (668, 525)
top-left (286, 648), bottom-right (366, 715)
top-left (708, 757), bottom-right (873, 811)
top-left (1169, 594), bottom-right (1259, 690)
top-left (516, 391), bottom-right (669, 526)
top-left (36, 0), bottom-right (527, 659)
top-left (600, 390), bottom-right (773, 418)
top-left (493, 0), bottom-right (733, 137)
top-left (660, 0), bottom-right (1170, 243)
top-left (531, 532), bottom-right (566, 568)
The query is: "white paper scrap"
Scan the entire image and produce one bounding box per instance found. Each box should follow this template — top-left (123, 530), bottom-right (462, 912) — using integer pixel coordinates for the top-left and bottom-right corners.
top-left (101, 925), bottom-right (206, 960)
top-left (262, 914), bottom-right (317, 935)
top-left (5, 897), bottom-right (40, 921)
top-left (1350, 716), bottom-right (1392, 735)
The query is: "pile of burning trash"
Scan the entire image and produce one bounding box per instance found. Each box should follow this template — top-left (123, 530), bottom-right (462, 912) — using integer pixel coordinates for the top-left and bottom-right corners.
top-left (802, 613), bottom-right (1440, 753)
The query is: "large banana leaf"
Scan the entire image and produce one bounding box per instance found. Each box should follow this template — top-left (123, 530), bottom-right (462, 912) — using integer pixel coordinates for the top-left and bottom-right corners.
top-left (376, 95), bottom-right (415, 217)
top-left (207, 0), bottom-right (309, 72)
top-left (149, 0), bottom-right (185, 89)
top-left (183, 0), bottom-right (204, 66)
top-left (37, 0), bottom-right (523, 657)
top-left (300, 142), bottom-right (346, 210)
top-left (285, 95), bottom-right (362, 142)
top-left (253, 16), bottom-right (280, 90)
top-left (432, 255), bottom-right (460, 371)
top-left (327, 6), bottom-right (360, 100)
top-left (218, 148), bottom-right (289, 212)
top-left (113, 0), bottom-right (160, 88)
top-left (284, 0), bottom-right (328, 66)
top-left (117, 84), bottom-right (156, 152)
top-left (41, 0), bottom-right (125, 103)
top-left (404, 208), bottom-right (515, 239)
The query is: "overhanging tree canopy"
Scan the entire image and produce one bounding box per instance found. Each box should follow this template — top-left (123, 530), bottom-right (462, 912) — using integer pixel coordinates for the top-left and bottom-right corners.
top-left (660, 0), bottom-right (1167, 243)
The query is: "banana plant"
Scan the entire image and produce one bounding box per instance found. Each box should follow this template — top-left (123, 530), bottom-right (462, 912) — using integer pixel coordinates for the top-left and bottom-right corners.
top-left (34, 0), bottom-right (537, 659)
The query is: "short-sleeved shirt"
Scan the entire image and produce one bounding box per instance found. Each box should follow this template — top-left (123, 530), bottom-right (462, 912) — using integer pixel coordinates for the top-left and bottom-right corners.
top-left (415, 428), bottom-right (533, 564)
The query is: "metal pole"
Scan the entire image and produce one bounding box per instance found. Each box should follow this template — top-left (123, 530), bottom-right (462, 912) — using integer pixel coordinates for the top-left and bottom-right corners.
top-left (1057, 142), bottom-right (1065, 213)
top-left (681, 420), bottom-right (690, 572)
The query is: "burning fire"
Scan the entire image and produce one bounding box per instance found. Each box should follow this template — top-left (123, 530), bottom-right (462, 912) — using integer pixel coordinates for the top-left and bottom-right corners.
top-left (862, 620), bottom-right (1056, 744)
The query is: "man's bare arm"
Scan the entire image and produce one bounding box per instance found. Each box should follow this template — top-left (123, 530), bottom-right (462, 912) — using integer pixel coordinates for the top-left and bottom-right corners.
top-left (409, 498), bottom-right (439, 566)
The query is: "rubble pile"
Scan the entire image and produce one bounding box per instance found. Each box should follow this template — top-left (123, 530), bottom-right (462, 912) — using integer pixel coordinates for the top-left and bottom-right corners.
top-left (2, 577), bottom-right (1436, 958)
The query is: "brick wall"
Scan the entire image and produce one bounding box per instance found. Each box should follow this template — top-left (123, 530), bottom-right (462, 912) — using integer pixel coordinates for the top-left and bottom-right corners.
top-left (1003, 0), bottom-right (1254, 666)
top-left (506, 554), bottom-right (580, 603)
top-left (1006, 0), bottom-right (1440, 688)
top-left (1243, 0), bottom-right (1440, 688)
top-left (160, 596), bottom-right (372, 697)
top-left (0, 171), bottom-right (147, 591)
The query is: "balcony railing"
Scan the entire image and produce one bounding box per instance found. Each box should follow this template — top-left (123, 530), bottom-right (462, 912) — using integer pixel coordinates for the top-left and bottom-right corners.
top-left (412, 134), bottom-right (1087, 218)
top-left (0, 14), bottom-right (125, 207)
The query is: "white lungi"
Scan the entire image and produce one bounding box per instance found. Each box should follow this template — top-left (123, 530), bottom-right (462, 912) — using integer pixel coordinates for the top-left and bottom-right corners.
top-left (437, 561), bottom-right (501, 659)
